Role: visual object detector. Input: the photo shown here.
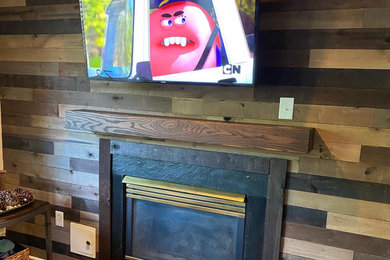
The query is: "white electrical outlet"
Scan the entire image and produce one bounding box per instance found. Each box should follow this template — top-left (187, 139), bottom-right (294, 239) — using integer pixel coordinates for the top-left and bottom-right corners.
top-left (70, 222), bottom-right (96, 258)
top-left (278, 97), bottom-right (294, 120)
top-left (55, 211), bottom-right (64, 227)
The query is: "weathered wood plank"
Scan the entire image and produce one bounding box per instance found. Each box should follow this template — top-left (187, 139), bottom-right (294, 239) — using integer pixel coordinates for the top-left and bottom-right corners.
top-left (0, 87), bottom-right (33, 101)
top-left (354, 252), bottom-right (390, 260)
top-left (3, 135), bottom-right (54, 154)
top-left (53, 142), bottom-right (99, 160)
top-left (19, 174), bottom-right (98, 200)
top-left (327, 212), bottom-right (390, 240)
top-left (5, 160), bottom-right (99, 187)
top-left (0, 61), bottom-right (59, 76)
top-left (0, 48), bottom-right (83, 63)
top-left (299, 157), bottom-right (390, 185)
top-left (0, 4), bottom-right (80, 21)
top-left (66, 110), bottom-right (314, 153)
top-left (287, 172), bottom-right (390, 204)
top-left (258, 67), bottom-right (390, 90)
top-left (283, 205), bottom-right (327, 227)
top-left (360, 145), bottom-right (390, 166)
top-left (281, 237), bottom-right (354, 260)
top-left (363, 8), bottom-right (390, 28)
top-left (69, 158), bottom-right (98, 174)
top-left (0, 19), bottom-right (81, 34)
top-left (0, 73), bottom-right (89, 91)
top-left (260, 9), bottom-right (364, 30)
top-left (1, 100), bottom-right (58, 116)
top-left (263, 159), bottom-right (287, 259)
top-left (285, 189), bottom-right (390, 222)
top-left (34, 89), bottom-right (173, 113)
top-left (260, 49), bottom-right (310, 67)
top-left (283, 222), bottom-right (390, 258)
top-left (0, 34), bottom-right (82, 48)
top-left (309, 49), bottom-right (390, 69)
top-left (0, 0), bottom-right (25, 8)
top-left (261, 28), bottom-right (390, 50)
top-left (2, 125), bottom-right (99, 144)
top-left (255, 85), bottom-right (390, 109)
top-left (260, 0), bottom-right (390, 12)
top-left (72, 197), bottom-right (98, 214)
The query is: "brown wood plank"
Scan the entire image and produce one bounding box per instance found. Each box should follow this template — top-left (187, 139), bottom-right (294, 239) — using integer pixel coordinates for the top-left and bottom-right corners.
top-left (0, 19), bottom-right (81, 34)
top-left (0, 4), bottom-right (79, 21)
top-left (99, 139), bottom-right (111, 260)
top-left (263, 159), bottom-right (287, 259)
top-left (0, 0), bottom-right (25, 8)
top-left (66, 110), bottom-right (314, 153)
top-left (261, 28), bottom-right (390, 50)
top-left (309, 49), bottom-right (390, 70)
top-left (34, 89), bottom-right (172, 113)
top-left (1, 100), bottom-right (58, 116)
top-left (0, 48), bottom-right (83, 63)
top-left (255, 85), bottom-right (390, 109)
top-left (0, 74), bottom-right (89, 92)
top-left (354, 252), bottom-right (390, 260)
top-left (260, 0), bottom-right (390, 12)
top-left (283, 222), bottom-right (390, 258)
top-left (360, 146), bottom-right (390, 166)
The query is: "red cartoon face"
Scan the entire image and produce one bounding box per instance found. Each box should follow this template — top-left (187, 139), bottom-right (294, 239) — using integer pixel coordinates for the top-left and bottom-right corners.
top-left (150, 1), bottom-right (220, 77)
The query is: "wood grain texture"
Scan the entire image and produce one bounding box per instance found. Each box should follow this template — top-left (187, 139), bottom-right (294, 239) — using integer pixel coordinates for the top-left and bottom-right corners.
top-left (283, 222), bottom-right (390, 258)
top-left (360, 146), bottom-right (390, 166)
top-left (0, 48), bottom-right (83, 62)
top-left (309, 49), bottom-right (390, 69)
top-left (65, 110), bottom-right (314, 153)
top-left (0, 34), bottom-right (82, 48)
top-left (281, 237), bottom-right (354, 260)
top-left (287, 172), bottom-right (390, 204)
top-left (0, 19), bottom-right (81, 34)
top-left (260, 0), bottom-right (390, 12)
top-left (0, 4), bottom-right (80, 21)
top-left (327, 212), bottom-right (390, 240)
top-left (286, 189), bottom-right (390, 222)
top-left (261, 28), bottom-right (390, 50)
top-left (0, 0), bottom-right (25, 8)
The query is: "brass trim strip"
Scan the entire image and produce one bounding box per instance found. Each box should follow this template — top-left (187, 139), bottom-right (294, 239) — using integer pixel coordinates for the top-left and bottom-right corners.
top-left (125, 256), bottom-right (143, 260)
top-left (127, 184), bottom-right (245, 207)
top-left (127, 194), bottom-right (245, 218)
top-left (127, 188), bottom-right (245, 213)
top-left (123, 176), bottom-right (245, 202)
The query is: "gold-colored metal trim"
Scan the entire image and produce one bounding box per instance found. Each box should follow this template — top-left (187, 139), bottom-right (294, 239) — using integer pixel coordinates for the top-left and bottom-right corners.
top-left (125, 256), bottom-right (143, 260)
top-left (123, 176), bottom-right (245, 202)
top-left (127, 187), bottom-right (245, 213)
top-left (126, 194), bottom-right (245, 218)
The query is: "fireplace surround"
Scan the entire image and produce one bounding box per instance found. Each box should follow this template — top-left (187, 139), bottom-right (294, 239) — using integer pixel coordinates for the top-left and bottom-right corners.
top-left (99, 139), bottom-right (287, 260)
top-left (65, 110), bottom-right (314, 259)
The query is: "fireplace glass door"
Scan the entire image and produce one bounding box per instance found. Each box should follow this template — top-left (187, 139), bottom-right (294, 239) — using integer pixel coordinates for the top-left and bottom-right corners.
top-left (123, 176), bottom-right (246, 260)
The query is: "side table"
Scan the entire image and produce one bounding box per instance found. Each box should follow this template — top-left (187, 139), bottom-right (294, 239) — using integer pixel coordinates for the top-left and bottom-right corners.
top-left (0, 200), bottom-right (52, 260)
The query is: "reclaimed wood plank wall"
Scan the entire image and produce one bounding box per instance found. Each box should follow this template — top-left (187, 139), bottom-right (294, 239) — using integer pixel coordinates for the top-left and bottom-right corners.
top-left (0, 0), bottom-right (389, 259)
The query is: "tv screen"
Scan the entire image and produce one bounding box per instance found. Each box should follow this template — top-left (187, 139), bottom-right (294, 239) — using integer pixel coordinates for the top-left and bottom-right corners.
top-left (79, 0), bottom-right (258, 85)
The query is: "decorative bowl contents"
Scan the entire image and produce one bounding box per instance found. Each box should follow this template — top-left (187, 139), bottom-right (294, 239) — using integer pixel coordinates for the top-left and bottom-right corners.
top-left (0, 188), bottom-right (34, 213)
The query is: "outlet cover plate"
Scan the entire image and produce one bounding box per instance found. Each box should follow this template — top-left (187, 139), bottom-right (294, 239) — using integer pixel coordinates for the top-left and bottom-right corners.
top-left (278, 97), bottom-right (294, 120)
top-left (70, 222), bottom-right (96, 258)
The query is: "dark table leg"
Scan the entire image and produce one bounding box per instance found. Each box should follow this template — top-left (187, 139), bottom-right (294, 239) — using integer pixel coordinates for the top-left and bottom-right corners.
top-left (45, 208), bottom-right (52, 260)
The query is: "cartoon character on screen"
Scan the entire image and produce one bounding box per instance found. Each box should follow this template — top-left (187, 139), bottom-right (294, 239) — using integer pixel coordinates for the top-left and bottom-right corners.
top-left (150, 0), bottom-right (222, 77)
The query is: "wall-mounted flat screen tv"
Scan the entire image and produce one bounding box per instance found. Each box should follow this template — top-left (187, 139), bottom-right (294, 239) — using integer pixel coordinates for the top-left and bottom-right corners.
top-left (79, 0), bottom-right (259, 85)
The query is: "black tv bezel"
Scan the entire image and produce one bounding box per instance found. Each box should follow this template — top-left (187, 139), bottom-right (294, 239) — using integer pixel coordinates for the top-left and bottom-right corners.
top-left (78, 0), bottom-right (260, 87)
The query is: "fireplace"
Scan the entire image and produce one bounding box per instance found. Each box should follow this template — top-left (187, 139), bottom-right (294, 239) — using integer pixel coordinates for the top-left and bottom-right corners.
top-left (99, 139), bottom-right (287, 260)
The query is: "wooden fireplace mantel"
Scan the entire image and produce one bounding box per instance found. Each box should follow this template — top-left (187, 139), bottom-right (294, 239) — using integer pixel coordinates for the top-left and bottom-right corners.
top-left (65, 109), bottom-right (314, 153)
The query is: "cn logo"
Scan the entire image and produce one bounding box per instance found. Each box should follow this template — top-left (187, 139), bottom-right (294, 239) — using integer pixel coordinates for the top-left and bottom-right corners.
top-left (223, 64), bottom-right (241, 75)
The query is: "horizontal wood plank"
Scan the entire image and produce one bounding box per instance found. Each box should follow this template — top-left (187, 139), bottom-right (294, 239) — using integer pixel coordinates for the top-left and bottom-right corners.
top-left (360, 145), bottom-right (390, 166)
top-left (66, 110), bottom-right (314, 153)
top-left (281, 237), bottom-right (354, 260)
top-left (283, 222), bottom-right (390, 258)
top-left (260, 0), bottom-right (390, 12)
top-left (0, 34), bottom-right (82, 48)
top-left (309, 49), bottom-right (390, 69)
top-left (287, 172), bottom-right (390, 204)
top-left (0, 19), bottom-right (81, 34)
top-left (0, 48), bottom-right (83, 63)
top-left (327, 212), bottom-right (390, 240)
top-left (0, 0), bottom-right (25, 8)
top-left (285, 189), bottom-right (390, 222)
top-left (0, 4), bottom-right (79, 21)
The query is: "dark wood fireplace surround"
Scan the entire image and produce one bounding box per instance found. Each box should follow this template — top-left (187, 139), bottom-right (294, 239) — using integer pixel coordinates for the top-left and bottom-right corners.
top-left (65, 110), bottom-right (314, 260)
